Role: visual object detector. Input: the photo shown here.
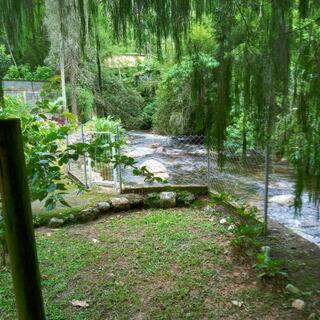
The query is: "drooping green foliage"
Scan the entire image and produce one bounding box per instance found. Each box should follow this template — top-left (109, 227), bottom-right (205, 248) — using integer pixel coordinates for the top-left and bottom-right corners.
top-left (1, 0), bottom-right (320, 205)
top-left (94, 71), bottom-right (144, 128)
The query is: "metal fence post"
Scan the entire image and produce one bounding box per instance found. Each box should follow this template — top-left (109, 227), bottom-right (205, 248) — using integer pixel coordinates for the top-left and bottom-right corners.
top-left (66, 134), bottom-right (71, 172)
top-left (264, 142), bottom-right (270, 234)
top-left (80, 124), bottom-right (89, 188)
top-left (207, 143), bottom-right (210, 190)
top-left (116, 126), bottom-right (123, 193)
top-left (0, 119), bottom-right (46, 320)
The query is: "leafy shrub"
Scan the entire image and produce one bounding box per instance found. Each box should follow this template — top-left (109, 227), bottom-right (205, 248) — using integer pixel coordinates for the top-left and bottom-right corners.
top-left (139, 101), bottom-right (158, 130)
top-left (66, 85), bottom-right (94, 123)
top-left (4, 64), bottom-right (54, 80)
top-left (0, 45), bottom-right (11, 79)
top-left (230, 223), bottom-right (263, 255)
top-left (144, 193), bottom-right (161, 208)
top-left (86, 116), bottom-right (126, 146)
top-left (33, 66), bottom-right (55, 81)
top-left (1, 94), bottom-right (159, 210)
top-left (95, 72), bottom-right (144, 128)
top-left (255, 246), bottom-right (287, 278)
top-left (91, 116), bottom-right (122, 133)
top-left (176, 191), bottom-right (196, 206)
top-left (209, 192), bottom-right (232, 205)
top-left (228, 206), bottom-right (264, 255)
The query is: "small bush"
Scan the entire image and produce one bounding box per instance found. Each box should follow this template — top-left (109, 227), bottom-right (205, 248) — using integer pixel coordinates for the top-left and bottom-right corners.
top-left (4, 64), bottom-right (54, 80)
top-left (255, 246), bottom-right (287, 279)
top-left (76, 86), bottom-right (94, 123)
top-left (139, 102), bottom-right (158, 130)
top-left (144, 193), bottom-right (161, 208)
top-left (66, 85), bottom-right (94, 123)
top-left (228, 206), bottom-right (264, 256)
top-left (176, 191), bottom-right (196, 206)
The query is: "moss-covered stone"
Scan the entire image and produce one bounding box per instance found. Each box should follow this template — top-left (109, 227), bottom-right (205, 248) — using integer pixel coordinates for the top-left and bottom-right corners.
top-left (159, 192), bottom-right (176, 208)
top-left (110, 197), bottom-right (130, 211)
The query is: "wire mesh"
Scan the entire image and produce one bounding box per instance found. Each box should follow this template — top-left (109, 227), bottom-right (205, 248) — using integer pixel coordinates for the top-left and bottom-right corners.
top-left (208, 145), bottom-right (320, 245)
top-left (121, 131), bottom-right (207, 187)
top-left (88, 132), bottom-right (115, 187)
top-left (66, 126), bottom-right (90, 187)
top-left (208, 146), bottom-right (265, 207)
top-left (66, 127), bottom-right (117, 188)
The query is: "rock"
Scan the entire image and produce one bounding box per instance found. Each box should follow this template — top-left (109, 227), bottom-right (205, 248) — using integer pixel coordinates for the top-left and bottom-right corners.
top-left (203, 205), bottom-right (214, 214)
top-left (231, 300), bottom-right (243, 308)
top-left (269, 194), bottom-right (295, 206)
top-left (219, 218), bottom-right (227, 225)
top-left (125, 194), bottom-right (144, 207)
top-left (228, 224), bottom-right (235, 231)
top-left (292, 299), bottom-right (305, 310)
top-left (285, 284), bottom-right (300, 295)
top-left (155, 147), bottom-right (166, 153)
top-left (96, 201), bottom-right (111, 212)
top-left (140, 159), bottom-right (169, 179)
top-left (149, 143), bottom-right (161, 149)
top-left (110, 197), bottom-right (130, 211)
top-left (78, 208), bottom-right (99, 222)
top-left (159, 192), bottom-right (176, 208)
top-left (48, 217), bottom-right (64, 228)
top-left (70, 300), bottom-right (89, 308)
top-left (126, 147), bottom-right (154, 158)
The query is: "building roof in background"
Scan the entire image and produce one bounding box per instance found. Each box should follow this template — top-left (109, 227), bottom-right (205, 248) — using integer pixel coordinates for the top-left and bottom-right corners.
top-left (104, 53), bottom-right (146, 68)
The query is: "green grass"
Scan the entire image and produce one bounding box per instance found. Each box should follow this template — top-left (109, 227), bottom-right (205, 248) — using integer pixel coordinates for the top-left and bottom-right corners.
top-left (0, 208), bottom-right (304, 319)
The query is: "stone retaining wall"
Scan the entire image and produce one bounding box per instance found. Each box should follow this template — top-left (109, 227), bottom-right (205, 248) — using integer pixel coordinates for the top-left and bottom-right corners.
top-left (39, 191), bottom-right (198, 229)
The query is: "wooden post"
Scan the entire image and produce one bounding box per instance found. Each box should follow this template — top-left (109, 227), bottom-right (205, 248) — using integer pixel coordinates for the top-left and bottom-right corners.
top-left (0, 119), bottom-right (46, 320)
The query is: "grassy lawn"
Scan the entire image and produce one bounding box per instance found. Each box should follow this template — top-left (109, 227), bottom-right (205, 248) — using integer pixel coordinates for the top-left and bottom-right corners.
top-left (0, 208), bottom-right (311, 319)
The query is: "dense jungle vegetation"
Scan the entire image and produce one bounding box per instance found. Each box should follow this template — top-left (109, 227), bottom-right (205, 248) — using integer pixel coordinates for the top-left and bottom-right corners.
top-left (0, 0), bottom-right (320, 203)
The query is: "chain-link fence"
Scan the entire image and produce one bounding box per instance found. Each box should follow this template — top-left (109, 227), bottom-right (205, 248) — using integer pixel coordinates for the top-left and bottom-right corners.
top-left (120, 131), bottom-right (207, 187)
top-left (208, 144), bottom-right (320, 246)
top-left (208, 146), bottom-right (266, 207)
top-left (66, 125), bottom-right (120, 190)
top-left (65, 127), bottom-right (319, 246)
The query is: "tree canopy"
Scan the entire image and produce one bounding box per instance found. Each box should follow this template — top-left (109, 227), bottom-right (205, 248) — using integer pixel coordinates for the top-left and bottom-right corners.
top-left (1, 0), bottom-right (320, 204)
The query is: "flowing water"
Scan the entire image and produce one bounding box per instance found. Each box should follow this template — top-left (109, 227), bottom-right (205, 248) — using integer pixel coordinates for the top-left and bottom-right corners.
top-left (123, 130), bottom-right (320, 246)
